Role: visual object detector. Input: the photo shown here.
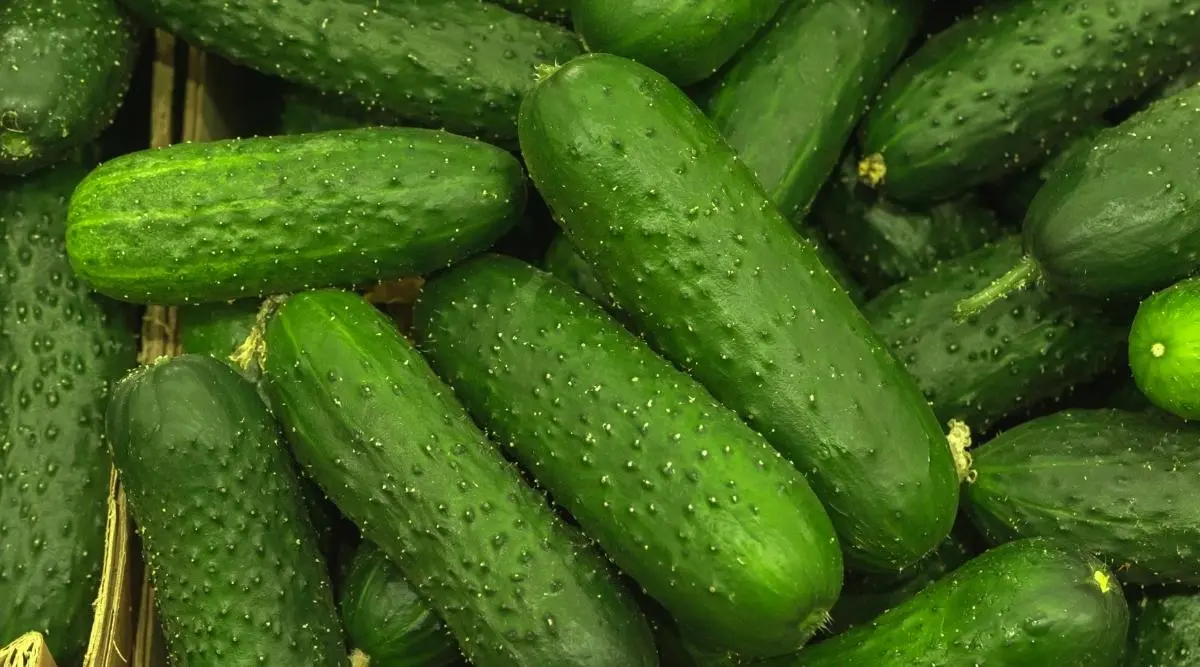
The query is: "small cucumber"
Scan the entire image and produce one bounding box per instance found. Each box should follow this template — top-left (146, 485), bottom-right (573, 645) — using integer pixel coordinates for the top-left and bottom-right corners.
top-left (1129, 276), bottom-right (1200, 421)
top-left (1127, 593), bottom-right (1200, 667)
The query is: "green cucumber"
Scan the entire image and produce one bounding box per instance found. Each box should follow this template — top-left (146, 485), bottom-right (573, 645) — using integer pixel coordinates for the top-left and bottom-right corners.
top-left (1127, 593), bottom-right (1200, 666)
top-left (965, 409), bottom-right (1200, 585)
top-left (759, 538), bottom-right (1128, 667)
top-left (259, 289), bottom-right (658, 667)
top-left (0, 164), bottom-right (137, 663)
top-left (1129, 276), bottom-right (1200, 421)
top-left (119, 0), bottom-right (581, 145)
top-left (699, 0), bottom-right (923, 219)
top-left (811, 151), bottom-right (1006, 295)
top-left (179, 299), bottom-right (261, 364)
top-left (414, 255), bottom-right (843, 658)
top-left (865, 236), bottom-right (1127, 433)
top-left (519, 53), bottom-right (959, 572)
top-left (571, 0), bottom-right (786, 86)
top-left (958, 82), bottom-right (1200, 317)
top-left (66, 127), bottom-right (525, 305)
top-left (858, 0), bottom-right (1200, 203)
top-left (106, 354), bottom-right (345, 666)
top-left (340, 542), bottom-right (463, 667)
top-left (0, 0), bottom-right (138, 174)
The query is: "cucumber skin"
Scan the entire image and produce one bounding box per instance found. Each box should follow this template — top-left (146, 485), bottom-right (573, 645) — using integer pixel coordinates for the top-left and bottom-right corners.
top-left (966, 409), bottom-right (1200, 585)
top-left (118, 0), bottom-right (580, 145)
top-left (0, 0), bottom-right (138, 175)
top-left (1127, 593), bottom-right (1200, 667)
top-left (66, 127), bottom-right (525, 305)
top-left (1026, 83), bottom-right (1200, 300)
top-left (1128, 276), bottom-right (1200, 421)
top-left (572, 0), bottom-right (785, 86)
top-left (262, 290), bottom-right (658, 667)
top-left (543, 234), bottom-right (617, 312)
top-left (518, 53), bottom-right (959, 572)
top-left (179, 299), bottom-right (260, 363)
top-left (491, 0), bottom-right (570, 23)
top-left (865, 236), bottom-right (1127, 433)
top-left (105, 355), bottom-right (345, 666)
top-left (761, 538), bottom-right (1128, 667)
top-left (860, 0), bottom-right (1200, 203)
top-left (701, 0), bottom-right (923, 218)
top-left (340, 542), bottom-right (463, 667)
top-left (414, 255), bottom-right (844, 658)
top-left (0, 164), bottom-right (136, 663)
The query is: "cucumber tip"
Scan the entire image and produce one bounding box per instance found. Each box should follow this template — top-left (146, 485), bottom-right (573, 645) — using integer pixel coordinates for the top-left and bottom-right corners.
top-left (857, 153), bottom-right (886, 187)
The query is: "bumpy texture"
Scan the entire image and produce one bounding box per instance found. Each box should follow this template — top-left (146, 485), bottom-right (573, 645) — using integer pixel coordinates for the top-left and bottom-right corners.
top-left (542, 234), bottom-right (617, 312)
top-left (1129, 276), bottom-right (1200, 421)
top-left (700, 0), bottom-right (923, 218)
top-left (761, 538), bottom-right (1128, 667)
top-left (572, 0), bottom-right (785, 86)
top-left (340, 542), bottom-right (463, 667)
top-left (118, 0), bottom-right (581, 145)
top-left (0, 164), bottom-right (136, 664)
top-left (1127, 593), bottom-right (1200, 666)
top-left (966, 409), bottom-right (1200, 585)
top-left (0, 0), bottom-right (138, 174)
top-left (105, 355), bottom-right (345, 667)
top-left (866, 237), bottom-right (1127, 432)
top-left (263, 290), bottom-right (658, 667)
top-left (859, 0), bottom-right (1200, 202)
top-left (178, 299), bottom-right (260, 362)
top-left (414, 256), bottom-right (843, 658)
top-left (519, 53), bottom-right (959, 572)
top-left (491, 0), bottom-right (570, 23)
top-left (65, 127), bottom-right (526, 304)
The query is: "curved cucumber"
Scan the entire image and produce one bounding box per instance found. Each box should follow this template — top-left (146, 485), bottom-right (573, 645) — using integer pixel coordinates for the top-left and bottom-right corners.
top-left (66, 127), bottom-right (525, 305)
top-left (760, 538), bottom-right (1128, 667)
top-left (966, 409), bottom-right (1200, 585)
top-left (414, 255), bottom-right (843, 658)
top-left (1129, 276), bottom-right (1200, 421)
top-left (859, 0), bottom-right (1200, 203)
top-left (1127, 593), bottom-right (1200, 667)
top-left (571, 0), bottom-right (785, 86)
top-left (519, 53), bottom-right (959, 572)
top-left (260, 289), bottom-right (658, 667)
top-left (700, 0), bottom-right (923, 218)
top-left (0, 0), bottom-right (138, 174)
top-left (106, 355), bottom-right (345, 666)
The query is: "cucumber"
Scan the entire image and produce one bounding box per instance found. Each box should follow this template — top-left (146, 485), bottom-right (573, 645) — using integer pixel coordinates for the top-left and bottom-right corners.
top-left (413, 255), bottom-right (843, 658)
top-left (1129, 276), bottom-right (1200, 420)
top-left (519, 53), bottom-right (960, 572)
top-left (758, 538), bottom-right (1128, 667)
top-left (811, 151), bottom-right (1006, 295)
top-left (0, 0), bottom-right (138, 174)
top-left (258, 289), bottom-right (658, 667)
top-left (340, 542), bottom-right (463, 667)
top-left (865, 236), bottom-right (1127, 433)
top-left (66, 127), bottom-right (525, 305)
top-left (965, 409), bottom-right (1200, 585)
top-left (699, 0), bottom-right (923, 219)
top-left (1127, 593), bottom-right (1200, 667)
top-left (105, 354), bottom-right (345, 666)
top-left (958, 82), bottom-right (1200, 317)
top-left (571, 0), bottom-right (786, 86)
top-left (858, 0), bottom-right (1200, 203)
top-left (179, 299), bottom-right (260, 364)
top-left (118, 0), bottom-right (581, 145)
top-left (0, 164), bottom-right (137, 663)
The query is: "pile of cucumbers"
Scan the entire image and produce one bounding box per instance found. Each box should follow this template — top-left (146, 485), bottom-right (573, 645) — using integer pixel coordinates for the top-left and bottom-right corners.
top-left (9, 0), bottom-right (1200, 665)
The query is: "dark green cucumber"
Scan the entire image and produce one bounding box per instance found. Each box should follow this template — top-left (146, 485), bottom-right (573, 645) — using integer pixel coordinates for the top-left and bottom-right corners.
top-left (811, 151), bottom-right (1006, 295)
top-left (519, 53), bottom-right (959, 572)
top-left (1127, 593), bottom-right (1200, 666)
top-left (571, 0), bottom-right (785, 86)
top-left (66, 127), bottom-right (524, 305)
top-left (0, 0), bottom-right (138, 174)
top-left (179, 299), bottom-right (260, 363)
top-left (490, 0), bottom-right (570, 23)
top-left (1129, 276), bottom-right (1200, 420)
top-left (120, 0), bottom-right (580, 145)
top-left (340, 542), bottom-right (463, 667)
top-left (414, 255), bottom-right (843, 658)
top-left (865, 236), bottom-right (1127, 433)
top-left (260, 289), bottom-right (658, 667)
top-left (0, 164), bottom-right (136, 663)
top-left (858, 0), bottom-right (1200, 203)
top-left (106, 354), bottom-right (344, 666)
top-left (699, 0), bottom-right (923, 219)
top-left (966, 409), bottom-right (1200, 585)
top-left (759, 538), bottom-right (1128, 667)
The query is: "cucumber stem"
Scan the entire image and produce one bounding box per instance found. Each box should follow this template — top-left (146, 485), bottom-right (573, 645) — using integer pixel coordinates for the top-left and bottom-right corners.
top-left (946, 419), bottom-right (975, 483)
top-left (857, 153), bottom-right (886, 188)
top-left (231, 295), bottom-right (288, 371)
top-left (349, 649), bottom-right (371, 667)
top-left (953, 256), bottom-right (1041, 322)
